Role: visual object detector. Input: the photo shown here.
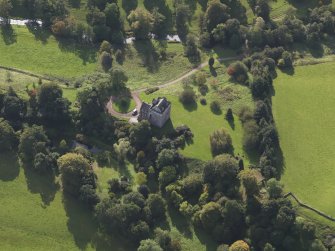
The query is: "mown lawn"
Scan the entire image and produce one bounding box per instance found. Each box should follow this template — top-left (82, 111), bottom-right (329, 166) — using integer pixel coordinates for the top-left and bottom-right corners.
top-left (141, 71), bottom-right (254, 161)
top-left (0, 26), bottom-right (98, 78)
top-left (272, 61), bottom-right (335, 217)
top-left (0, 151), bottom-right (138, 251)
top-left (0, 152), bottom-right (96, 251)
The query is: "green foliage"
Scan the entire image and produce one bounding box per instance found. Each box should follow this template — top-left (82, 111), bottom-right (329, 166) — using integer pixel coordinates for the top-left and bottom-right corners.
top-left (210, 128), bottom-right (233, 156)
top-left (130, 120), bottom-right (152, 149)
top-left (175, 3), bottom-right (190, 41)
top-left (128, 8), bottom-right (153, 40)
top-left (146, 193), bottom-right (166, 221)
top-left (203, 154), bottom-right (239, 194)
top-left (58, 153), bottom-right (93, 196)
top-left (138, 239), bottom-right (163, 251)
top-left (0, 0), bottom-right (12, 24)
top-left (267, 178), bottom-right (283, 199)
top-left (227, 61), bottom-right (249, 84)
top-left (159, 166), bottom-right (177, 187)
top-left (198, 202), bottom-right (222, 231)
top-left (239, 169), bottom-right (260, 196)
top-left (179, 87), bottom-right (196, 105)
top-left (204, 0), bottom-right (230, 32)
top-left (37, 82), bottom-right (71, 125)
top-left (19, 125), bottom-right (49, 163)
top-left (184, 35), bottom-right (201, 64)
top-left (1, 87), bottom-right (26, 126)
top-left (0, 119), bottom-right (17, 151)
top-left (33, 152), bottom-right (58, 173)
top-left (135, 172), bottom-right (147, 185)
top-left (156, 149), bottom-right (178, 170)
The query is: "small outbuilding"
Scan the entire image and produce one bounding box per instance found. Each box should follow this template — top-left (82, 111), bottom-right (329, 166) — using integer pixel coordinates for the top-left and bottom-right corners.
top-left (138, 97), bottom-right (171, 128)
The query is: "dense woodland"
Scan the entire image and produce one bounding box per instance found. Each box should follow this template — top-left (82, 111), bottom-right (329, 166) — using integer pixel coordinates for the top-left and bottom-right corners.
top-left (1, 0), bottom-right (335, 250)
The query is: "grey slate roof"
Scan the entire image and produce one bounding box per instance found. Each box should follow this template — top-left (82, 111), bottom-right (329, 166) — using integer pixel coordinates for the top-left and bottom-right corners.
top-left (139, 102), bottom-right (150, 120)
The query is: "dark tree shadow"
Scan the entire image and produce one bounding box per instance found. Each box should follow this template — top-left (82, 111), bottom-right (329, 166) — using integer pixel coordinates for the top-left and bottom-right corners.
top-left (152, 119), bottom-right (175, 138)
top-left (0, 152), bottom-right (20, 181)
top-left (275, 144), bottom-right (285, 178)
top-left (23, 166), bottom-right (59, 206)
top-left (69, 0), bottom-right (81, 8)
top-left (209, 66), bottom-right (217, 77)
top-left (181, 100), bottom-right (198, 112)
top-left (57, 38), bottom-right (98, 66)
top-left (210, 106), bottom-right (222, 115)
top-left (0, 25), bottom-right (17, 45)
top-left (193, 226), bottom-right (218, 251)
top-left (308, 43), bottom-right (324, 58)
top-left (117, 162), bottom-right (134, 184)
top-left (197, 0), bottom-right (208, 10)
top-left (279, 66), bottom-right (295, 76)
top-left (167, 205), bottom-right (193, 238)
top-left (227, 118), bottom-right (235, 130)
top-left (133, 40), bottom-right (160, 73)
top-left (91, 231), bottom-right (136, 251)
top-left (63, 193), bottom-right (98, 250)
top-left (26, 22), bottom-right (51, 44)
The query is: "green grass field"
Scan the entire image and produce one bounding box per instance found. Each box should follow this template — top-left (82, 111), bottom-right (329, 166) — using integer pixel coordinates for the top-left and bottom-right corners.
top-left (0, 152), bottom-right (140, 251)
top-left (0, 152), bottom-right (98, 251)
top-left (0, 26), bottom-right (196, 90)
top-left (121, 41), bottom-right (197, 90)
top-left (273, 61), bottom-right (335, 217)
top-left (0, 26), bottom-right (98, 78)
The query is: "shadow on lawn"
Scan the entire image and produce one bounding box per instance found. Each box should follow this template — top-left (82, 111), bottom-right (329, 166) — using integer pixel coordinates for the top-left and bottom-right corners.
top-left (57, 38), bottom-right (98, 65)
top-left (182, 100), bottom-right (198, 112)
top-left (63, 194), bottom-right (98, 250)
top-left (0, 152), bottom-right (20, 181)
top-left (133, 40), bottom-right (160, 73)
top-left (193, 227), bottom-right (218, 251)
top-left (68, 0), bottom-right (81, 8)
top-left (168, 205), bottom-right (193, 238)
top-left (23, 166), bottom-right (59, 206)
top-left (26, 22), bottom-right (51, 44)
top-left (0, 25), bottom-right (17, 45)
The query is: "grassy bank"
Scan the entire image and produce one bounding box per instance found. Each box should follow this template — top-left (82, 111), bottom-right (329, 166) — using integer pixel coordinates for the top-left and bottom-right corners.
top-left (0, 26), bottom-right (97, 78)
top-left (273, 61), bottom-right (335, 217)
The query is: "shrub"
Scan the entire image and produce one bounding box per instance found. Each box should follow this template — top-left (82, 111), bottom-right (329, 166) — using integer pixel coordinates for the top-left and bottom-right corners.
top-left (278, 51), bottom-right (293, 68)
top-left (100, 51), bottom-right (113, 72)
top-left (242, 120), bottom-right (260, 152)
top-left (159, 166), bottom-right (177, 187)
top-left (200, 98), bottom-right (207, 105)
top-left (229, 240), bottom-right (250, 251)
top-left (210, 101), bottom-right (221, 113)
top-left (99, 40), bottom-right (112, 54)
top-left (238, 106), bottom-right (254, 124)
top-left (210, 128), bottom-right (233, 156)
top-left (209, 57), bottom-right (215, 67)
top-left (179, 88), bottom-right (196, 104)
top-left (195, 72), bottom-right (207, 86)
top-left (227, 61), bottom-right (249, 84)
top-left (145, 87), bottom-right (159, 95)
top-left (115, 49), bottom-right (124, 64)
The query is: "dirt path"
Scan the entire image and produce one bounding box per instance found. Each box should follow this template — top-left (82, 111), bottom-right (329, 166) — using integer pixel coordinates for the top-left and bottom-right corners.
top-left (106, 92), bottom-right (142, 119)
top-left (107, 56), bottom-right (239, 119)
